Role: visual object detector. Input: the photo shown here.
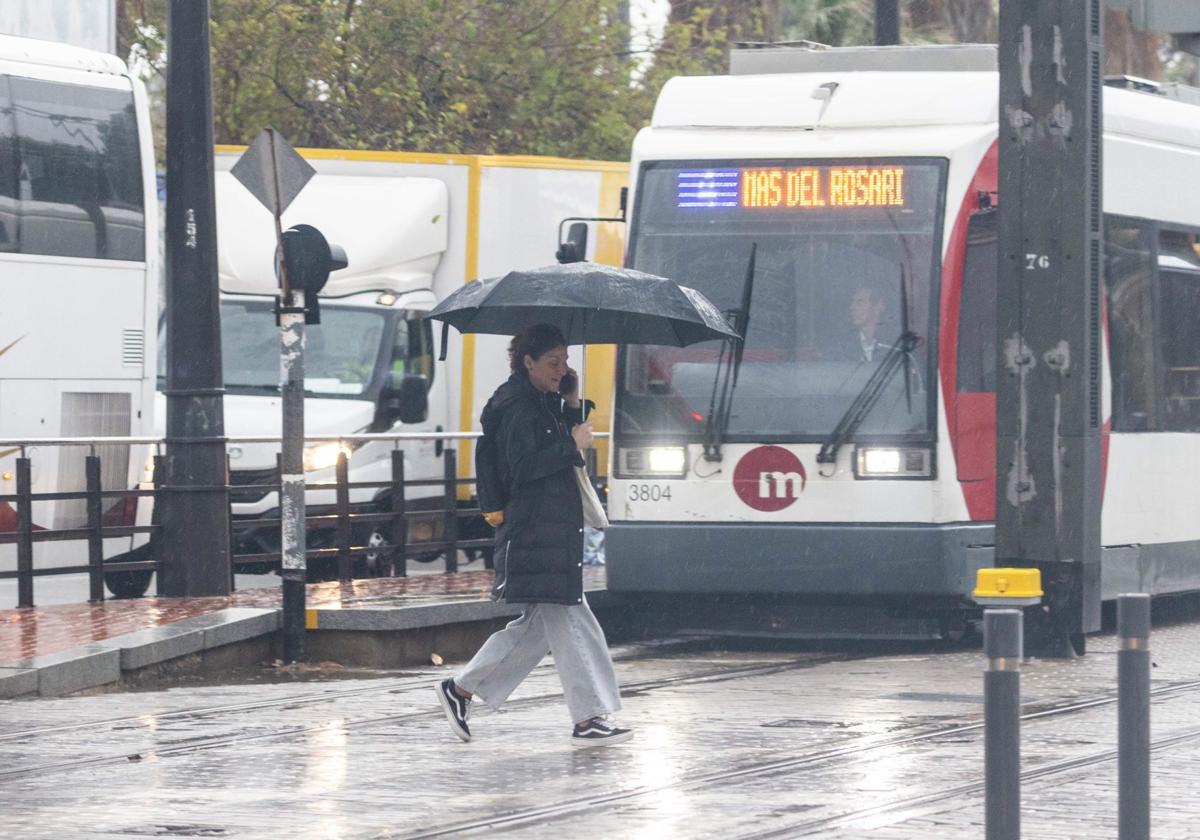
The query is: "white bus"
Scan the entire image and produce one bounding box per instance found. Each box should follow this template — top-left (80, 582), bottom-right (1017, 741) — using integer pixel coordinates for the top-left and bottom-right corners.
top-left (0, 35), bottom-right (159, 598)
top-left (606, 45), bottom-right (1200, 624)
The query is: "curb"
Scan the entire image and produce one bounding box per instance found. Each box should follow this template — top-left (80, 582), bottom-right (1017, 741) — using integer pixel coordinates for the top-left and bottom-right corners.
top-left (0, 608), bottom-right (281, 698)
top-left (0, 587), bottom-right (614, 699)
top-left (304, 589), bottom-right (615, 632)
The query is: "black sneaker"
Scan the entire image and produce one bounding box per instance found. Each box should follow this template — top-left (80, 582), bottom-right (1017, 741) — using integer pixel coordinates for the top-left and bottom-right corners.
top-left (436, 678), bottom-right (471, 742)
top-left (571, 718), bottom-right (633, 748)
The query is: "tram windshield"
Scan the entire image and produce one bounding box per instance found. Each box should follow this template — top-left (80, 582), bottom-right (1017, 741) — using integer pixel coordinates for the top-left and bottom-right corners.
top-left (616, 158), bottom-right (946, 442)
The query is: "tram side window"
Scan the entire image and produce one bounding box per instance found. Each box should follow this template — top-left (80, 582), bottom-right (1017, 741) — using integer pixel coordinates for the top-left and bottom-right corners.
top-left (1157, 230), bottom-right (1200, 431)
top-left (957, 209), bottom-right (997, 393)
top-left (1104, 221), bottom-right (1157, 431)
top-left (6, 75), bottom-right (144, 261)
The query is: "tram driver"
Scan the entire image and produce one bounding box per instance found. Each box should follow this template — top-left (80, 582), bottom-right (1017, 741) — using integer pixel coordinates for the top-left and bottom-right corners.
top-left (830, 284), bottom-right (888, 363)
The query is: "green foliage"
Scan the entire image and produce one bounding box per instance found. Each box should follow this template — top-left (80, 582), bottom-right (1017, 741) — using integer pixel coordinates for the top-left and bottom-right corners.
top-left (124, 0), bottom-right (643, 160)
top-left (118, 0), bottom-right (1002, 162)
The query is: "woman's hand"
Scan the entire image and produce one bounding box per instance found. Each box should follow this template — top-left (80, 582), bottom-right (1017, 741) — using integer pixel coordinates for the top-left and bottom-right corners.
top-left (571, 422), bottom-right (594, 451)
top-left (561, 367), bottom-right (581, 408)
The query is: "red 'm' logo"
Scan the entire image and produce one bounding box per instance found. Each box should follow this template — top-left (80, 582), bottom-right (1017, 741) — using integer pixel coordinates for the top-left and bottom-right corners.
top-left (732, 446), bottom-right (807, 512)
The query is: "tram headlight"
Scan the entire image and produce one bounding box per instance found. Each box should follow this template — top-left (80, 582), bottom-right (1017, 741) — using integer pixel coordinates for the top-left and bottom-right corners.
top-left (854, 447), bottom-right (933, 479)
top-left (617, 446), bottom-right (688, 478)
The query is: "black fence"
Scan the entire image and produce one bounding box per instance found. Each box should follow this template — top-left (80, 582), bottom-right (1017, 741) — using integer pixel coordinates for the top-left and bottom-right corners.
top-left (0, 435), bottom-right (603, 609)
top-left (0, 453), bottom-right (157, 607)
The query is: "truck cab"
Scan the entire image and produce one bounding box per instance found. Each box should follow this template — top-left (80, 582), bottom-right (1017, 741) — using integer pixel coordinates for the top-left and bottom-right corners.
top-left (158, 171), bottom-right (448, 576)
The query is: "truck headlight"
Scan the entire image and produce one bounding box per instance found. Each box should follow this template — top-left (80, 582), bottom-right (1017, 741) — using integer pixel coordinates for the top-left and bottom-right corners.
top-left (854, 447), bottom-right (933, 479)
top-left (618, 446), bottom-right (687, 478)
top-left (303, 441), bottom-right (356, 473)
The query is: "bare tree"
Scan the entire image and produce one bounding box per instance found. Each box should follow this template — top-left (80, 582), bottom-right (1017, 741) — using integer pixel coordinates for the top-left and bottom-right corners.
top-left (944, 0), bottom-right (993, 42)
top-left (1105, 8), bottom-right (1165, 80)
top-left (908, 0), bottom-right (993, 43)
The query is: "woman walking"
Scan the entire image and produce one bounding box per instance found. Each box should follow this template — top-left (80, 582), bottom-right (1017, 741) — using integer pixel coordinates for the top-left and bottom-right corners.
top-left (435, 323), bottom-right (632, 748)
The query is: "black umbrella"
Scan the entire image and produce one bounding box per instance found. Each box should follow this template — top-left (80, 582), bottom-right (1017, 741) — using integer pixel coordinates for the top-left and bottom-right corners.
top-left (426, 262), bottom-right (738, 353)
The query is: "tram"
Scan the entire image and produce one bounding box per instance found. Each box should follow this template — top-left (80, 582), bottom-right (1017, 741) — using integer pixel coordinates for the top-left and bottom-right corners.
top-left (606, 45), bottom-right (1200, 616)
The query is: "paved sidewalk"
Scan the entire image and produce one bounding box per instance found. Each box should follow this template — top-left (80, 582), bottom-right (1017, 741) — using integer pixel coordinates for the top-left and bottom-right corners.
top-left (0, 568), bottom-right (606, 666)
top-left (2, 614), bottom-right (1199, 838)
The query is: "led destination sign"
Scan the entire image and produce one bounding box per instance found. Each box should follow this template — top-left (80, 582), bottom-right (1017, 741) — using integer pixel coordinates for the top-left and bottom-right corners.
top-left (676, 165), bottom-right (907, 211)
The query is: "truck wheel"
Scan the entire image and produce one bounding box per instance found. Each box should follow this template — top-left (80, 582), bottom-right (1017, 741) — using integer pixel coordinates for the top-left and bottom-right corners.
top-left (356, 527), bottom-right (392, 577)
top-left (105, 568), bottom-right (154, 599)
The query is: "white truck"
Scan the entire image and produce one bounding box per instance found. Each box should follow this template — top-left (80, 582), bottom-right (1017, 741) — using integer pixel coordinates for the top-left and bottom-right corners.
top-left (156, 149), bottom-right (627, 580)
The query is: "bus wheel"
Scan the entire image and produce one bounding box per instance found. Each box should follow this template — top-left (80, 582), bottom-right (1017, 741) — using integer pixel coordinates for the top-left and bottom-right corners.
top-left (105, 568), bottom-right (154, 599)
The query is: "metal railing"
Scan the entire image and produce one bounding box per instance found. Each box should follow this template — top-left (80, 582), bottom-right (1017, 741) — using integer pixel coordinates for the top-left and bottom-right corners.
top-left (0, 431), bottom-right (606, 608)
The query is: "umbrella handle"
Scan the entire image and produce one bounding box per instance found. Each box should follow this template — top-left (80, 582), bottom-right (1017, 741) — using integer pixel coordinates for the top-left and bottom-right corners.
top-left (439, 322), bottom-right (449, 362)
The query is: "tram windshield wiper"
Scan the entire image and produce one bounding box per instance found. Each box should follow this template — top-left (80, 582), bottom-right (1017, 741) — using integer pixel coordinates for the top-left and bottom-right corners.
top-left (816, 266), bottom-right (920, 469)
top-left (702, 243), bottom-right (757, 462)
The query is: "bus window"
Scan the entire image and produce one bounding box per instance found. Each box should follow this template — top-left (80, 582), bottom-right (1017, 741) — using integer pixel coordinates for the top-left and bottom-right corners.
top-left (8, 75), bottom-right (144, 261)
top-left (1105, 220), bottom-right (1157, 431)
top-left (0, 76), bottom-right (15, 252)
top-left (1158, 229), bottom-right (1200, 431)
top-left (957, 209), bottom-right (997, 393)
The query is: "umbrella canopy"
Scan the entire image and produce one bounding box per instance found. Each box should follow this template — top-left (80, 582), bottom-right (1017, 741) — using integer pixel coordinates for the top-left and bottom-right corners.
top-left (426, 262), bottom-right (738, 347)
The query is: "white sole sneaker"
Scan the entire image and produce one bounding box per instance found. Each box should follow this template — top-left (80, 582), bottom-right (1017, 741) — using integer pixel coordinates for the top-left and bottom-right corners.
top-left (570, 728), bottom-right (634, 749)
top-left (435, 681), bottom-right (471, 742)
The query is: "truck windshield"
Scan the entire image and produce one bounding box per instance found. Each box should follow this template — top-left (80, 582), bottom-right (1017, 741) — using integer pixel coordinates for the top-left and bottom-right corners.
top-left (157, 300), bottom-right (387, 398)
top-left (616, 158), bottom-right (946, 442)
top-left (222, 300), bottom-right (385, 396)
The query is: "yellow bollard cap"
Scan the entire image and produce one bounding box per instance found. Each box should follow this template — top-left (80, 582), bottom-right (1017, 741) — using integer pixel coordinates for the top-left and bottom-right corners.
top-left (973, 567), bottom-right (1043, 607)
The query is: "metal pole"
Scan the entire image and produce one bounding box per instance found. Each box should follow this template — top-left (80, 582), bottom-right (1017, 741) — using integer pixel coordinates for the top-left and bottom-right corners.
top-left (984, 609), bottom-right (1022, 840)
top-left (874, 0), bottom-right (900, 45)
top-left (391, 450), bottom-right (407, 578)
top-left (336, 450), bottom-right (351, 581)
top-left (161, 0), bottom-right (231, 597)
top-left (1118, 593), bottom-right (1151, 840)
top-left (280, 292), bottom-right (306, 662)
top-left (443, 449), bottom-right (459, 573)
top-left (86, 454), bottom-right (104, 603)
top-left (15, 456), bottom-right (33, 608)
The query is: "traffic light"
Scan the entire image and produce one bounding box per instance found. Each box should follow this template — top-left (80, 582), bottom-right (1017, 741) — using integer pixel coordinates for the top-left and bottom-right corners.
top-left (277, 223), bottom-right (349, 324)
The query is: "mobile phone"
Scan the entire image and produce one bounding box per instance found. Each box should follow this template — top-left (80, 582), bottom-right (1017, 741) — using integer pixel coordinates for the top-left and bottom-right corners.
top-left (559, 371), bottom-right (577, 395)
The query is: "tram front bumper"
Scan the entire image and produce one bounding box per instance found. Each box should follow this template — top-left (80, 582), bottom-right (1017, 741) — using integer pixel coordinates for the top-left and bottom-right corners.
top-left (605, 521), bottom-right (996, 599)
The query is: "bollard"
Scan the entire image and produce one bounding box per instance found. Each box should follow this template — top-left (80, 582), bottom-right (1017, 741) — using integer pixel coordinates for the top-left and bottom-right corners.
top-left (1118, 593), bottom-right (1150, 840)
top-left (974, 568), bottom-right (1041, 840)
top-left (984, 609), bottom-right (1023, 840)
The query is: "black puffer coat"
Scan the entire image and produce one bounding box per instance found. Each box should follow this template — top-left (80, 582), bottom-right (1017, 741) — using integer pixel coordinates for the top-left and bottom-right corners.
top-left (482, 373), bottom-right (589, 605)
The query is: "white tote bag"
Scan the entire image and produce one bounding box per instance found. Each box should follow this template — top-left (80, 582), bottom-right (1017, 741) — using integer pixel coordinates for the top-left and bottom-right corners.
top-left (574, 465), bottom-right (609, 530)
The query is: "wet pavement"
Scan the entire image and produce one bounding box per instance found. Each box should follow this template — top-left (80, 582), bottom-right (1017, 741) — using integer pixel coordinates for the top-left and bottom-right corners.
top-left (0, 566), bottom-right (604, 665)
top-left (3, 609), bottom-right (1200, 838)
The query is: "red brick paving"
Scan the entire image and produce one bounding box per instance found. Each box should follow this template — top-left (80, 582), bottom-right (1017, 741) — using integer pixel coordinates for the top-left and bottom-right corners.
top-left (0, 567), bottom-right (606, 665)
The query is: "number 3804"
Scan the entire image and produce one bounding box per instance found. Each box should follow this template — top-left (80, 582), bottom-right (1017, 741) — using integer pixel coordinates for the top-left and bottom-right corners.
top-left (626, 483), bottom-right (672, 502)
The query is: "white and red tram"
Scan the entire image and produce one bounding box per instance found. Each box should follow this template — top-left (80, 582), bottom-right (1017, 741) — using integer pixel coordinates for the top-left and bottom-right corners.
top-left (606, 45), bottom-right (1200, 611)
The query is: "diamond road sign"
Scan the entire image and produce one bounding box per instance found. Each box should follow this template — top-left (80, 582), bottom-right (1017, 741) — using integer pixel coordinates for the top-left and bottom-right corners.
top-left (230, 127), bottom-right (315, 216)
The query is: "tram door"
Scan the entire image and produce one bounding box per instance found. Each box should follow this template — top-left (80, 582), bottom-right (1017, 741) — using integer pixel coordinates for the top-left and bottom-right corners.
top-left (955, 209), bottom-right (998, 493)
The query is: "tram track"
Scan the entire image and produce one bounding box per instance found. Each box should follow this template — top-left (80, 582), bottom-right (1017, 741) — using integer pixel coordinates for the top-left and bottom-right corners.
top-left (385, 677), bottom-right (1200, 839)
top-left (0, 650), bottom-right (850, 782)
top-left (739, 721), bottom-right (1200, 838)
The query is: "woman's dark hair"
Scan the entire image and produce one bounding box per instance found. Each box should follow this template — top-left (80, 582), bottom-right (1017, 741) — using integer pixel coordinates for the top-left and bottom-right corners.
top-left (509, 323), bottom-right (567, 374)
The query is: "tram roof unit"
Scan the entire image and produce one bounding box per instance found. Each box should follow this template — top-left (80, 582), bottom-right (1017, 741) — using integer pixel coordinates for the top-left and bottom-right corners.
top-left (0, 33), bottom-right (127, 76)
top-left (650, 44), bottom-right (1200, 153)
